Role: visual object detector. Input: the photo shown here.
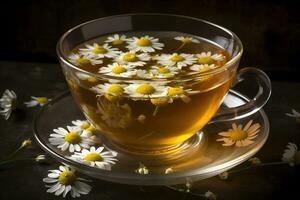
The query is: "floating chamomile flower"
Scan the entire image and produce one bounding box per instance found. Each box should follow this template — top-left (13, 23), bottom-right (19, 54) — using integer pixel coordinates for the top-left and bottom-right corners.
top-left (43, 165), bottom-right (92, 198)
top-left (282, 142), bottom-right (300, 166)
top-left (0, 89), bottom-right (17, 120)
top-left (98, 62), bottom-right (135, 77)
top-left (69, 146), bottom-right (118, 170)
top-left (72, 120), bottom-right (97, 137)
top-left (92, 83), bottom-right (125, 101)
top-left (75, 72), bottom-right (98, 83)
top-left (126, 35), bottom-right (164, 53)
top-left (190, 64), bottom-right (216, 73)
top-left (165, 86), bottom-right (199, 103)
top-left (150, 65), bottom-right (179, 78)
top-left (49, 126), bottom-right (95, 153)
top-left (24, 96), bottom-right (51, 107)
top-left (79, 43), bottom-right (119, 59)
top-left (156, 53), bottom-right (196, 69)
top-left (68, 53), bottom-right (103, 66)
top-left (216, 120), bottom-right (260, 147)
top-left (114, 51), bottom-right (151, 67)
top-left (196, 51), bottom-right (225, 64)
top-left (124, 83), bottom-right (166, 99)
top-left (135, 69), bottom-right (152, 79)
top-left (105, 34), bottom-right (128, 45)
top-left (174, 36), bottom-right (200, 44)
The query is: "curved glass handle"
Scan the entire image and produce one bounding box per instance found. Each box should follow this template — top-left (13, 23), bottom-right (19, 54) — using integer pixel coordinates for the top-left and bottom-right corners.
top-left (210, 67), bottom-right (271, 123)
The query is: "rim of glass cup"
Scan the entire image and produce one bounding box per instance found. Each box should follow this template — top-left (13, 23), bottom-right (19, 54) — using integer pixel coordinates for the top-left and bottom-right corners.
top-left (56, 13), bottom-right (243, 81)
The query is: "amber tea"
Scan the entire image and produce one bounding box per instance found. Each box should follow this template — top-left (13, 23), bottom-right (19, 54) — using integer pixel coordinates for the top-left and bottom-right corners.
top-left (64, 31), bottom-right (236, 153)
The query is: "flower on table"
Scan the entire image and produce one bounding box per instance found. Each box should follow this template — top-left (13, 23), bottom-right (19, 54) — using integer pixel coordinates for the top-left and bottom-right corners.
top-left (286, 109), bottom-right (300, 124)
top-left (218, 171), bottom-right (229, 180)
top-left (69, 146), bottom-right (117, 170)
top-left (216, 120), bottom-right (260, 147)
top-left (43, 165), bottom-right (92, 198)
top-left (174, 36), bottom-right (200, 44)
top-left (68, 53), bottom-right (103, 66)
top-left (126, 35), bottom-right (164, 53)
top-left (205, 190), bottom-right (217, 200)
top-left (124, 83), bottom-right (166, 99)
top-left (105, 34), bottom-right (128, 45)
top-left (35, 154), bottom-right (47, 163)
top-left (155, 53), bottom-right (196, 69)
top-left (248, 157), bottom-right (261, 166)
top-left (0, 89), bottom-right (17, 120)
top-left (149, 65), bottom-right (180, 78)
top-left (135, 163), bottom-right (149, 174)
top-left (98, 62), bottom-right (136, 77)
top-left (24, 96), bottom-right (51, 107)
top-left (282, 142), bottom-right (300, 166)
top-left (49, 126), bottom-right (95, 153)
top-left (114, 51), bottom-right (150, 67)
top-left (79, 43), bottom-right (120, 59)
top-left (195, 52), bottom-right (225, 65)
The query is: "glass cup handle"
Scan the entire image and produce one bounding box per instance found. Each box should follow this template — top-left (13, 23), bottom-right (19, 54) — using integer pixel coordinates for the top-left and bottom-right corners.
top-left (210, 67), bottom-right (271, 123)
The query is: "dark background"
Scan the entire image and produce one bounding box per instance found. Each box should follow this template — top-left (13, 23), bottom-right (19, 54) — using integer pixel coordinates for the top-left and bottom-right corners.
top-left (1, 0), bottom-right (300, 81)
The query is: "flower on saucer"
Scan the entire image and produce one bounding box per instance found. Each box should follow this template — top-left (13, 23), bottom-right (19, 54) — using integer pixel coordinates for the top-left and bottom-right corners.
top-left (124, 83), bottom-right (166, 99)
top-left (92, 83), bottom-right (125, 101)
top-left (156, 53), bottom-right (196, 69)
top-left (98, 62), bottom-right (135, 77)
top-left (165, 86), bottom-right (199, 103)
top-left (24, 96), bottom-right (51, 107)
top-left (0, 89), bottom-right (17, 120)
top-left (105, 34), bottom-right (128, 45)
top-left (68, 53), bottom-right (103, 66)
top-left (149, 65), bottom-right (179, 78)
top-left (195, 51), bottom-right (225, 65)
top-left (190, 64), bottom-right (216, 73)
top-left (286, 109), bottom-right (300, 124)
top-left (79, 43), bottom-right (119, 59)
top-left (135, 163), bottom-right (149, 174)
top-left (174, 36), bottom-right (200, 44)
top-left (216, 120), bottom-right (260, 147)
top-left (75, 72), bottom-right (99, 83)
top-left (72, 120), bottom-right (97, 137)
top-left (69, 146), bottom-right (118, 170)
top-left (126, 35), bottom-right (164, 53)
top-left (114, 51), bottom-right (150, 67)
top-left (282, 142), bottom-right (300, 166)
top-left (43, 165), bottom-right (92, 198)
top-left (49, 126), bottom-right (95, 152)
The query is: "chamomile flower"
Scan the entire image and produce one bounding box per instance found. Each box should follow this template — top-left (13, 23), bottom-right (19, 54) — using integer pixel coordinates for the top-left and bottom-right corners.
top-left (24, 96), bottom-right (51, 107)
top-left (282, 142), bottom-right (300, 166)
top-left (43, 165), bottom-right (92, 198)
top-left (49, 126), bottom-right (95, 153)
top-left (105, 34), bottom-right (128, 45)
top-left (190, 64), bottom-right (216, 73)
top-left (286, 109), bottom-right (300, 124)
top-left (71, 120), bottom-right (97, 137)
top-left (98, 62), bottom-right (135, 77)
top-left (165, 86), bottom-right (199, 103)
top-left (135, 163), bottom-right (149, 174)
top-left (92, 83), bottom-right (125, 101)
top-left (69, 146), bottom-right (118, 170)
top-left (68, 53), bottom-right (103, 66)
top-left (75, 72), bottom-right (98, 83)
top-left (174, 36), bottom-right (200, 44)
top-left (149, 65), bottom-right (180, 78)
top-left (216, 120), bottom-right (260, 147)
top-left (156, 53), bottom-right (196, 69)
top-left (124, 83), bottom-right (166, 99)
top-left (205, 191), bottom-right (217, 200)
top-left (79, 43), bottom-right (119, 59)
top-left (126, 35), bottom-right (164, 53)
top-left (114, 51), bottom-right (150, 67)
top-left (135, 69), bottom-right (152, 79)
top-left (0, 89), bottom-right (17, 120)
top-left (195, 51), bottom-right (225, 64)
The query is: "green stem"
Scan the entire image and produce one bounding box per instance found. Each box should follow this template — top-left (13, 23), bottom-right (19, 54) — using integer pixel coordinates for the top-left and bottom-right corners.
top-left (175, 43), bottom-right (186, 52)
top-left (7, 146), bottom-right (24, 159)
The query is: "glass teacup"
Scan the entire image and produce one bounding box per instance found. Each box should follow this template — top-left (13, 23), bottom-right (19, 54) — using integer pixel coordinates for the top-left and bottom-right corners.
top-left (57, 14), bottom-right (271, 155)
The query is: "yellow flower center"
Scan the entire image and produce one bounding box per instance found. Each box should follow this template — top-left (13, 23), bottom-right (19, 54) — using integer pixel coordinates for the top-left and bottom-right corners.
top-left (136, 38), bottom-right (152, 46)
top-left (86, 125), bottom-right (96, 132)
top-left (170, 55), bottom-right (184, 62)
top-left (197, 57), bottom-right (214, 64)
top-left (150, 98), bottom-right (169, 106)
top-left (92, 46), bottom-right (107, 54)
top-left (112, 39), bottom-right (124, 45)
top-left (64, 132), bottom-right (81, 144)
top-left (167, 87), bottom-right (185, 96)
top-left (107, 84), bottom-right (124, 95)
top-left (111, 66), bottom-right (127, 74)
top-left (87, 76), bottom-right (98, 83)
top-left (198, 66), bottom-right (211, 73)
top-left (84, 152), bottom-right (103, 161)
top-left (229, 130), bottom-right (248, 141)
top-left (77, 57), bottom-right (90, 65)
top-left (182, 38), bottom-right (192, 43)
top-left (136, 84), bottom-right (155, 95)
top-left (36, 97), bottom-right (48, 104)
top-left (80, 123), bottom-right (90, 130)
top-left (123, 53), bottom-right (138, 62)
top-left (157, 67), bottom-right (170, 74)
top-left (58, 171), bottom-right (76, 185)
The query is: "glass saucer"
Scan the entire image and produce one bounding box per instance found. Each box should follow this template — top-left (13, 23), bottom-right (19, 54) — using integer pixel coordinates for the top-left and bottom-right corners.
top-left (33, 90), bottom-right (269, 185)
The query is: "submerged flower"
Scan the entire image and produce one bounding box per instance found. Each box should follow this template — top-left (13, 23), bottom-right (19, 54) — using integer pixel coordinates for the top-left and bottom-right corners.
top-left (124, 83), bottom-right (166, 99)
top-left (98, 62), bottom-right (135, 77)
top-left (126, 35), bottom-right (164, 53)
top-left (135, 163), bottom-right (149, 174)
top-left (196, 52), bottom-right (225, 65)
top-left (0, 89), bottom-right (17, 120)
top-left (24, 96), bottom-right (51, 107)
top-left (174, 36), bottom-right (200, 44)
top-left (156, 53), bottom-right (196, 69)
top-left (282, 142), bottom-right (300, 166)
top-left (286, 109), bottom-right (300, 124)
top-left (105, 34), bottom-right (128, 45)
top-left (217, 120), bottom-right (260, 147)
top-left (49, 126), bottom-right (95, 153)
top-left (68, 53), bottom-right (103, 66)
top-left (79, 43), bottom-right (119, 59)
top-left (43, 165), bottom-right (92, 198)
top-left (114, 51), bottom-right (150, 67)
top-left (69, 146), bottom-right (117, 170)
top-left (75, 72), bottom-right (99, 83)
